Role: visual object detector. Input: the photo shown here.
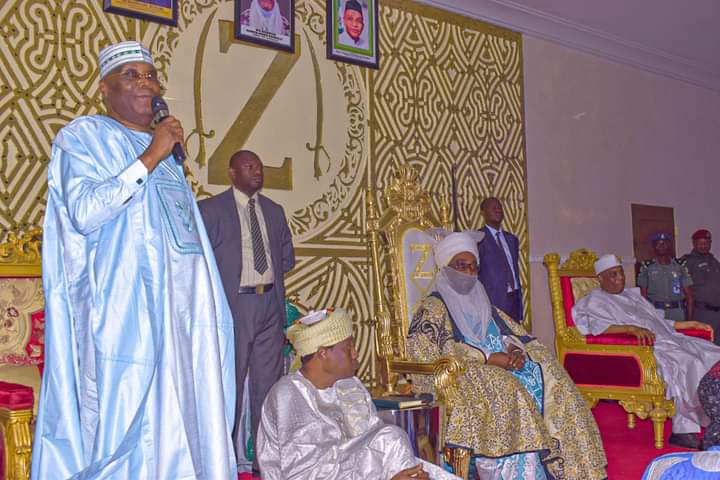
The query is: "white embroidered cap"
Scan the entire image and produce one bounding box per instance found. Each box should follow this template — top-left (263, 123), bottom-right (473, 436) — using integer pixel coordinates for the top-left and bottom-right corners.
top-left (594, 254), bottom-right (621, 275)
top-left (99, 41), bottom-right (154, 79)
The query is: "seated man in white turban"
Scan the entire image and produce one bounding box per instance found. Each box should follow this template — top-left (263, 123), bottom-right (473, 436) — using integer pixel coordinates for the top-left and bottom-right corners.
top-left (407, 231), bottom-right (607, 480)
top-left (573, 253), bottom-right (720, 450)
top-left (257, 308), bottom-right (460, 480)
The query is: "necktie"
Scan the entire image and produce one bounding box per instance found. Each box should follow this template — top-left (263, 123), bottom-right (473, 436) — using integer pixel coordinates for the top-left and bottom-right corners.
top-left (248, 198), bottom-right (268, 274)
top-left (496, 231), bottom-right (515, 290)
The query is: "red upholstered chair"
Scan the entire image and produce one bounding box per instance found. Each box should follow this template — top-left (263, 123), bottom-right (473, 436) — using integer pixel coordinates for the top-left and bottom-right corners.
top-left (0, 228), bottom-right (44, 480)
top-left (543, 249), bottom-right (712, 449)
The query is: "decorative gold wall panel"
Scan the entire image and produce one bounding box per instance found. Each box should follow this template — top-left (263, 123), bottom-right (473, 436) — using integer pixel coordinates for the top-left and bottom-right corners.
top-left (371, 0), bottom-right (531, 332)
top-left (0, 0), bottom-right (528, 384)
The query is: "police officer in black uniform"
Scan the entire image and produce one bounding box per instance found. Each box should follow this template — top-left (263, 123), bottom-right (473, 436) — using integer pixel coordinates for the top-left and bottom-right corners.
top-left (683, 229), bottom-right (720, 345)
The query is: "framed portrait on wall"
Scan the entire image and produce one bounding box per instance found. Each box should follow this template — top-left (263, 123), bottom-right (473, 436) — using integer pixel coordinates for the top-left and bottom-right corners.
top-left (103, 0), bottom-right (178, 26)
top-left (235, 0), bottom-right (296, 53)
top-left (326, 0), bottom-right (379, 69)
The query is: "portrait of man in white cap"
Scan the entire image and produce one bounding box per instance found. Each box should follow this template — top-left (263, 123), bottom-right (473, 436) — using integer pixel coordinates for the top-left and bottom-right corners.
top-left (32, 40), bottom-right (237, 478)
top-left (257, 308), bottom-right (460, 480)
top-left (573, 253), bottom-right (719, 450)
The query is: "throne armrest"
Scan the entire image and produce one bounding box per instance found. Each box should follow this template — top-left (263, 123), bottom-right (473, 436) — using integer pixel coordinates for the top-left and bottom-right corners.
top-left (585, 327), bottom-right (713, 345)
top-left (0, 382), bottom-right (33, 411)
top-left (677, 328), bottom-right (713, 342)
top-left (0, 382), bottom-right (33, 480)
top-left (586, 333), bottom-right (655, 346)
top-left (389, 357), bottom-right (465, 405)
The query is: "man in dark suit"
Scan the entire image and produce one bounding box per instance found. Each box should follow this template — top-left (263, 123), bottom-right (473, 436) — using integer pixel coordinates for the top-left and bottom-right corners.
top-left (477, 197), bottom-right (523, 321)
top-left (198, 150), bottom-right (295, 473)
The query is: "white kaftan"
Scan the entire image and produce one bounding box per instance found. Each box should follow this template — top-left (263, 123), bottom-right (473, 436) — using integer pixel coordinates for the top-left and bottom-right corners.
top-left (573, 287), bottom-right (720, 433)
top-left (257, 372), bottom-right (460, 479)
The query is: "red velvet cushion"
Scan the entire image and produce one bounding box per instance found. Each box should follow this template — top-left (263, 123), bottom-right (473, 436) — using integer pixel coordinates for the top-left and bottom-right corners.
top-left (678, 328), bottom-right (713, 341)
top-left (586, 333), bottom-right (653, 346)
top-left (584, 328), bottom-right (711, 346)
top-left (560, 276), bottom-right (577, 327)
top-left (563, 353), bottom-right (643, 387)
top-left (0, 381), bottom-right (33, 409)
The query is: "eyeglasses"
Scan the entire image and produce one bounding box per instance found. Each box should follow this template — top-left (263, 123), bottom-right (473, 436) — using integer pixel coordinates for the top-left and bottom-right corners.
top-left (448, 261), bottom-right (479, 273)
top-left (106, 68), bottom-right (160, 84)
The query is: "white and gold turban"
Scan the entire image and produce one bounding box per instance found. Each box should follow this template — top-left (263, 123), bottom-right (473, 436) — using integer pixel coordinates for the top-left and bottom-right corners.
top-left (99, 41), bottom-right (154, 79)
top-left (286, 308), bottom-right (354, 357)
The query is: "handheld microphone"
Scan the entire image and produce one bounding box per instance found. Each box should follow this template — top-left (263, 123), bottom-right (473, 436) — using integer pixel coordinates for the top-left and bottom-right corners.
top-left (151, 95), bottom-right (186, 164)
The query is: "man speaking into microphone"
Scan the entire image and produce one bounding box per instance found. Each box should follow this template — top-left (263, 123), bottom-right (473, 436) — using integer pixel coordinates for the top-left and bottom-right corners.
top-left (33, 41), bottom-right (237, 479)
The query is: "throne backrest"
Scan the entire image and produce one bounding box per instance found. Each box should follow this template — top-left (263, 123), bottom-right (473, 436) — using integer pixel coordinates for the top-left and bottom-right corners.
top-left (545, 248), bottom-right (601, 330)
top-left (560, 276), bottom-right (600, 327)
top-left (383, 224), bottom-right (438, 357)
top-left (368, 166), bottom-right (450, 359)
top-left (0, 228), bottom-right (44, 368)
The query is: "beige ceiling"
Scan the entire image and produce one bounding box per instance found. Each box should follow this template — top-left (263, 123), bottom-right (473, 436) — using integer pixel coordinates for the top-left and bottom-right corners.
top-left (419, 0), bottom-right (720, 91)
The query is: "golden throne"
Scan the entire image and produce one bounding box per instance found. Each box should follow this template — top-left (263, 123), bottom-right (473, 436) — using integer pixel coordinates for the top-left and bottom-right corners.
top-left (544, 248), bottom-right (712, 449)
top-left (0, 227), bottom-right (43, 480)
top-left (367, 166), bottom-right (471, 478)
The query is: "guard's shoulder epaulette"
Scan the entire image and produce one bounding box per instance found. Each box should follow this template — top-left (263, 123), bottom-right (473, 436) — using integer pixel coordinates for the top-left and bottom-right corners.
top-left (676, 257), bottom-right (687, 265)
top-left (641, 259), bottom-right (655, 268)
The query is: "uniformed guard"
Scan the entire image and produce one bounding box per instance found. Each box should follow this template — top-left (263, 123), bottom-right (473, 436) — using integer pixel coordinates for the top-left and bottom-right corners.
top-left (638, 232), bottom-right (694, 322)
top-left (683, 229), bottom-right (720, 345)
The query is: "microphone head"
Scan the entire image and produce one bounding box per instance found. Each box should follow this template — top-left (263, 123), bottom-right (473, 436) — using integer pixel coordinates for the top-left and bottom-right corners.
top-left (151, 95), bottom-right (170, 124)
top-left (151, 95), bottom-right (168, 114)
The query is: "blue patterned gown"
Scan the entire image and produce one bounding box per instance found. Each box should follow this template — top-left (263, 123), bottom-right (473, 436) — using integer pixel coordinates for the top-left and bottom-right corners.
top-left (465, 315), bottom-right (547, 479)
top-left (33, 115), bottom-right (237, 479)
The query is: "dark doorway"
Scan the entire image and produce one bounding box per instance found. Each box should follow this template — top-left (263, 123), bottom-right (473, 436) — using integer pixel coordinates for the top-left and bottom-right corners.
top-left (631, 204), bottom-right (675, 277)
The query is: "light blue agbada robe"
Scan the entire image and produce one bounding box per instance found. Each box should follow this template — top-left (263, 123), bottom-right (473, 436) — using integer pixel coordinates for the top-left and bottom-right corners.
top-left (33, 115), bottom-right (237, 479)
top-left (641, 446), bottom-right (720, 479)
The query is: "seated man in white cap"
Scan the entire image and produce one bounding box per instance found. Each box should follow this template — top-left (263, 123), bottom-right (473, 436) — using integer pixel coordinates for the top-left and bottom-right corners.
top-left (573, 253), bottom-right (720, 450)
top-left (257, 308), bottom-right (460, 480)
top-left (408, 231), bottom-right (607, 480)
top-left (32, 41), bottom-right (236, 478)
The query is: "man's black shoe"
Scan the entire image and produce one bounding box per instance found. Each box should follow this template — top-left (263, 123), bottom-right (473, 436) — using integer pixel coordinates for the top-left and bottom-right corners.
top-left (668, 432), bottom-right (702, 450)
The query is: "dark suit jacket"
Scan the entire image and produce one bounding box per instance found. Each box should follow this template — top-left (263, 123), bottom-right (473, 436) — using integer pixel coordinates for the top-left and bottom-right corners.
top-left (477, 225), bottom-right (523, 319)
top-left (198, 188), bottom-right (295, 322)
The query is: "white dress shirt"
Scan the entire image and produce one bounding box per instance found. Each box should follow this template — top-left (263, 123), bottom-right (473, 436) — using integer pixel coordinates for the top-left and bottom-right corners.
top-left (233, 187), bottom-right (274, 287)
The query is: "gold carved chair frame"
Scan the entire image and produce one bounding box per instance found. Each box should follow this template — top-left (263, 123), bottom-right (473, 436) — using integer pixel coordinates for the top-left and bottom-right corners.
top-left (544, 248), bottom-right (674, 449)
top-left (367, 166), bottom-right (471, 477)
top-left (0, 227), bottom-right (42, 480)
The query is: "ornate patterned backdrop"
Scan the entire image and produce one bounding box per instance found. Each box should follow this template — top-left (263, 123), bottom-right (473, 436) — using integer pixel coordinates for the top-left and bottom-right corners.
top-left (0, 0), bottom-right (527, 385)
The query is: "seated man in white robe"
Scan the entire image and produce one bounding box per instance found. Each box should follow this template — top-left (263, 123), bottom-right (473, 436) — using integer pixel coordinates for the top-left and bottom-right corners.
top-left (257, 308), bottom-right (460, 480)
top-left (573, 253), bottom-right (720, 450)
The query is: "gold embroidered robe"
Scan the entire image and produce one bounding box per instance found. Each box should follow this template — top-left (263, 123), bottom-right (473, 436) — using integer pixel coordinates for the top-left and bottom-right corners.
top-left (407, 296), bottom-right (607, 480)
